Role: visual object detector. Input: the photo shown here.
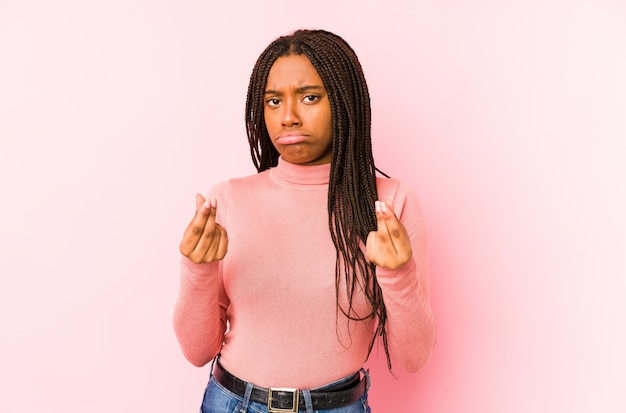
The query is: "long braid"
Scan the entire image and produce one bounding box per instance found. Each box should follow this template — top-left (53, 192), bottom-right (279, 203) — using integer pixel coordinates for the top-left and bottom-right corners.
top-left (245, 30), bottom-right (393, 370)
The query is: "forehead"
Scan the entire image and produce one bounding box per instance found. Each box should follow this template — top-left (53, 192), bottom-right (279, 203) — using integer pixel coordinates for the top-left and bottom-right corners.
top-left (265, 54), bottom-right (324, 90)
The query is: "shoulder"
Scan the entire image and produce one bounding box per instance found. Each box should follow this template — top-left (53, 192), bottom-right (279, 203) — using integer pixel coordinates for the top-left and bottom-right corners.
top-left (207, 170), bottom-right (273, 209)
top-left (376, 177), bottom-right (417, 202)
top-left (209, 170), bottom-right (271, 193)
top-left (376, 176), bottom-right (423, 223)
top-left (230, 169), bottom-right (272, 184)
top-left (206, 171), bottom-right (272, 224)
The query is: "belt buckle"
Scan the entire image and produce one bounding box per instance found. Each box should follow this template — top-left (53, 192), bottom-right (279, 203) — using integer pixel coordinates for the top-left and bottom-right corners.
top-left (267, 387), bottom-right (299, 413)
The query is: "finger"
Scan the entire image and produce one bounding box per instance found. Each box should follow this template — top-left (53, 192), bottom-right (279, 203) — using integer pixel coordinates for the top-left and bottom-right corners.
top-left (374, 201), bottom-right (394, 251)
top-left (365, 230), bottom-right (379, 265)
top-left (380, 199), bottom-right (406, 243)
top-left (198, 222), bottom-right (228, 262)
top-left (380, 198), bottom-right (413, 262)
top-left (195, 193), bottom-right (205, 210)
top-left (215, 225), bottom-right (228, 260)
top-left (189, 198), bottom-right (220, 259)
top-left (179, 194), bottom-right (213, 256)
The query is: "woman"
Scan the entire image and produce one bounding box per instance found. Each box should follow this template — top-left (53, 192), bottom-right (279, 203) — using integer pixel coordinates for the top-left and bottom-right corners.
top-left (174, 29), bottom-right (436, 413)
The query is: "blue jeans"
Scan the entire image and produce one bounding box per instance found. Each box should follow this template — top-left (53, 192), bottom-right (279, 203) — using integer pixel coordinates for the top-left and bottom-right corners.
top-left (200, 367), bottom-right (372, 413)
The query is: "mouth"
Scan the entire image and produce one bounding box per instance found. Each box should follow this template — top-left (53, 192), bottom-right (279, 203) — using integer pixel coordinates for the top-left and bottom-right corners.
top-left (276, 133), bottom-right (308, 145)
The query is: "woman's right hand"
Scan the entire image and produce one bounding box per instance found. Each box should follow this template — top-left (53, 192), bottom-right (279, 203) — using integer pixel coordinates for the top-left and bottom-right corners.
top-left (179, 194), bottom-right (229, 264)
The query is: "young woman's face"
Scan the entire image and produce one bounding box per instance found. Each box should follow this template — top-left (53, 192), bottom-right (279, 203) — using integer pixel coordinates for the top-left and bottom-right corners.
top-left (264, 54), bottom-right (333, 165)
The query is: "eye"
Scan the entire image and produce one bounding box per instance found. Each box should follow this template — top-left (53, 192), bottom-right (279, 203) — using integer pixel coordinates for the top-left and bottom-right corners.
top-left (266, 98), bottom-right (281, 107)
top-left (302, 95), bottom-right (320, 104)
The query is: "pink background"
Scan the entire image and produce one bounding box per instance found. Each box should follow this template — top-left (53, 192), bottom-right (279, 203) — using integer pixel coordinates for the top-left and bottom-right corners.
top-left (1, 0), bottom-right (625, 411)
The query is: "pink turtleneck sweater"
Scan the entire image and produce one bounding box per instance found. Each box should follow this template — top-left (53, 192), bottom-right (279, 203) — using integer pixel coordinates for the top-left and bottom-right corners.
top-left (173, 158), bottom-right (436, 388)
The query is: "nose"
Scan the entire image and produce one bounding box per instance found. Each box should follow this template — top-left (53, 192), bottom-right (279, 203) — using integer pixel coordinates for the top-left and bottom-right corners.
top-left (281, 99), bottom-right (301, 127)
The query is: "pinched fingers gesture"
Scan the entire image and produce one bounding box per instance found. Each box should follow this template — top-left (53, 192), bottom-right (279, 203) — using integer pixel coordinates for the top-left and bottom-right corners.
top-left (179, 194), bottom-right (228, 264)
top-left (366, 199), bottom-right (412, 269)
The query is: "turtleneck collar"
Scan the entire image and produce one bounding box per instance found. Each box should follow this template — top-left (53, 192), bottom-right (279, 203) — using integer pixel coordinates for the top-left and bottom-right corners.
top-left (270, 156), bottom-right (331, 186)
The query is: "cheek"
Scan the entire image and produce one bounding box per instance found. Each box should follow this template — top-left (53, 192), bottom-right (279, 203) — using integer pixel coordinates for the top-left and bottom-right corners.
top-left (264, 111), bottom-right (276, 135)
top-left (323, 108), bottom-right (333, 136)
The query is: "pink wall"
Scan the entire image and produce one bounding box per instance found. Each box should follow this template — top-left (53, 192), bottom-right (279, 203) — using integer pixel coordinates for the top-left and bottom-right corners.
top-left (1, 0), bottom-right (624, 411)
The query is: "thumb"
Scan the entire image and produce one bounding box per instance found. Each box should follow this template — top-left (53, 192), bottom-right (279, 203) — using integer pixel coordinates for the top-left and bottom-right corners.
top-left (195, 193), bottom-right (206, 211)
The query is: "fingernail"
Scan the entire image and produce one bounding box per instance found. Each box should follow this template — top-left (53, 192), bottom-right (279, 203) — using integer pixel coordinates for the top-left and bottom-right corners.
top-left (381, 202), bottom-right (387, 213)
top-left (211, 197), bottom-right (217, 208)
top-left (375, 201), bottom-right (381, 213)
top-left (203, 199), bottom-right (210, 209)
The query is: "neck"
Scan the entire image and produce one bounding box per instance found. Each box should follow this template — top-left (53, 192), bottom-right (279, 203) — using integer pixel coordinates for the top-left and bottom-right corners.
top-left (271, 157), bottom-right (331, 185)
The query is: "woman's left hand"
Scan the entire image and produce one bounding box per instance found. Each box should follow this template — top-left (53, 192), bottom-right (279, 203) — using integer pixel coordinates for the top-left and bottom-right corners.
top-left (366, 199), bottom-right (413, 269)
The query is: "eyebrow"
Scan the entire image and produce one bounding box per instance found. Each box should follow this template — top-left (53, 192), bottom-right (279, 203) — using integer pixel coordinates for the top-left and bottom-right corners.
top-left (264, 85), bottom-right (325, 95)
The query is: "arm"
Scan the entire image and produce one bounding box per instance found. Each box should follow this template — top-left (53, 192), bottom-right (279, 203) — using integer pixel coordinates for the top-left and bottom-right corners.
top-left (366, 184), bottom-right (437, 373)
top-left (173, 194), bottom-right (229, 367)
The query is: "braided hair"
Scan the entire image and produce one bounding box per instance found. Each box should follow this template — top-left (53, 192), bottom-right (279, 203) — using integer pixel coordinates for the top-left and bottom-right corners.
top-left (245, 29), bottom-right (393, 370)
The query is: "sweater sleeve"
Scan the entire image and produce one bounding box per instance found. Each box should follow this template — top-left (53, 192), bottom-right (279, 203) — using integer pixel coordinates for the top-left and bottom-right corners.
top-left (173, 258), bottom-right (227, 367)
top-left (375, 180), bottom-right (437, 373)
top-left (172, 182), bottom-right (231, 367)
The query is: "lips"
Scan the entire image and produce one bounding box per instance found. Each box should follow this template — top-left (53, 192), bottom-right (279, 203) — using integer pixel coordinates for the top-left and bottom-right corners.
top-left (276, 133), bottom-right (308, 145)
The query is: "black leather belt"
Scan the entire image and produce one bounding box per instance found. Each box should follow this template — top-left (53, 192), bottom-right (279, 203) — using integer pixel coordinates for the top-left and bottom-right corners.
top-left (213, 359), bottom-right (366, 412)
